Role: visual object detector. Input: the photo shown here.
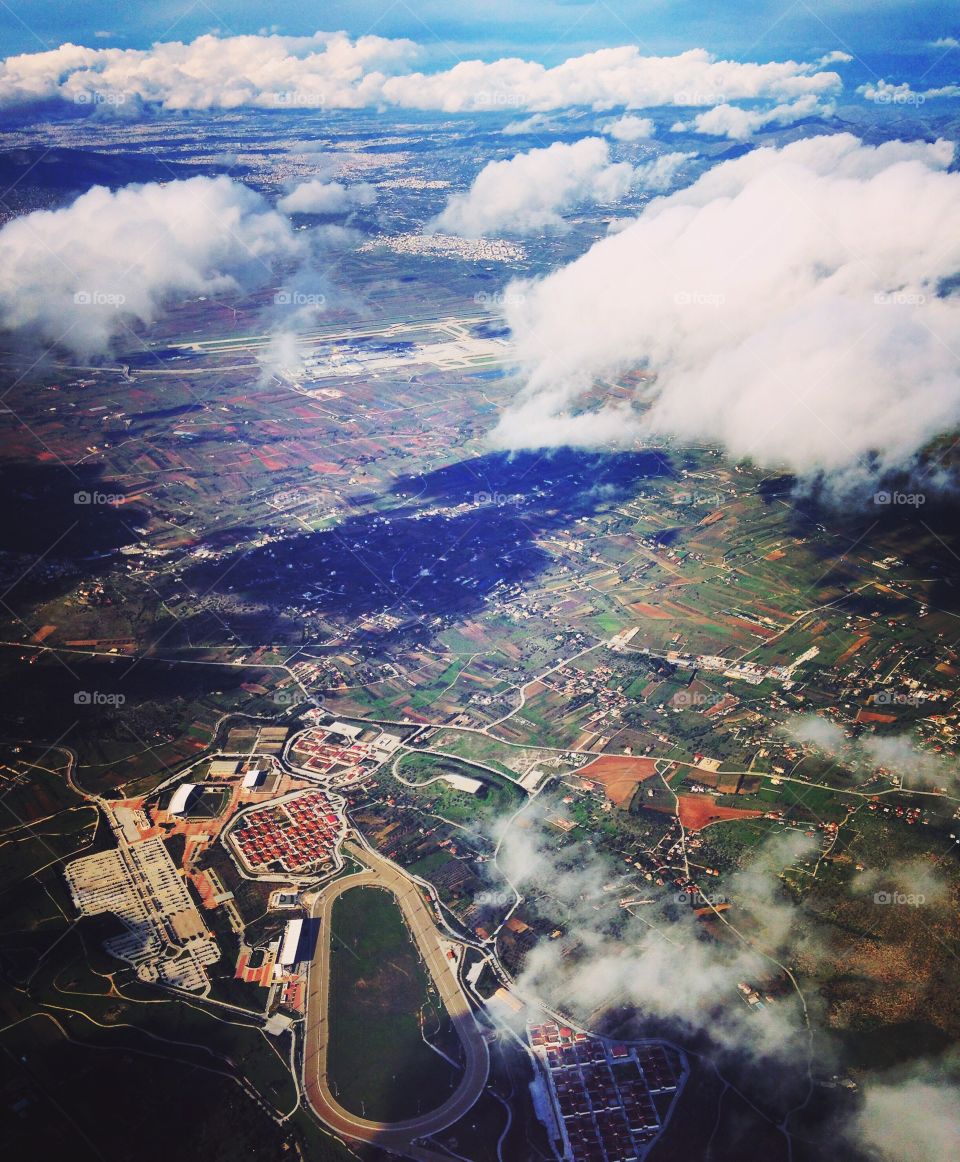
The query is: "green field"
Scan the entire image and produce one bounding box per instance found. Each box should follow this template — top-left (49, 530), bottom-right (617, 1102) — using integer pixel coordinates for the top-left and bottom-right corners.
top-left (326, 885), bottom-right (462, 1122)
top-left (391, 750), bottom-right (526, 823)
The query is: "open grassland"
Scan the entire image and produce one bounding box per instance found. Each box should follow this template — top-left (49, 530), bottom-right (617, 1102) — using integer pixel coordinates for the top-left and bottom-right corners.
top-left (326, 885), bottom-right (461, 1122)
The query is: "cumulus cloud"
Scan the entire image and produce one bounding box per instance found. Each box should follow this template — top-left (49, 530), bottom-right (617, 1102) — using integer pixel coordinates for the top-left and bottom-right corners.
top-left (633, 151), bottom-right (695, 191)
top-left (434, 138), bottom-right (636, 236)
top-left (672, 94), bottom-right (834, 139)
top-left (786, 714), bottom-right (958, 793)
top-left (603, 114), bottom-right (655, 141)
top-left (787, 714), bottom-right (848, 755)
top-left (849, 1074), bottom-right (960, 1162)
top-left (502, 112), bottom-right (568, 135)
top-left (493, 807), bottom-right (818, 1061)
top-left (277, 179), bottom-right (377, 214)
top-left (491, 134), bottom-right (960, 489)
top-left (0, 33), bottom-right (843, 114)
top-left (0, 175), bottom-right (302, 359)
top-left (851, 857), bottom-right (951, 907)
top-left (860, 734), bottom-right (957, 792)
top-left (859, 78), bottom-right (960, 104)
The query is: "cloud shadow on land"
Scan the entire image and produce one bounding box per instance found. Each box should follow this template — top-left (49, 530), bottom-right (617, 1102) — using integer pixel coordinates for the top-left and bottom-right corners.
top-left (183, 448), bottom-right (675, 627)
top-left (760, 472), bottom-right (960, 615)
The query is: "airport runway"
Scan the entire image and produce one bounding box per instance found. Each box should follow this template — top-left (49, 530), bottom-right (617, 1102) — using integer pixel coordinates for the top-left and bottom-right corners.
top-left (302, 841), bottom-right (489, 1160)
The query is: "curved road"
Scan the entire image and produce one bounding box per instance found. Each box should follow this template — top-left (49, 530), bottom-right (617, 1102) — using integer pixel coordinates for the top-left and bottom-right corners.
top-left (303, 842), bottom-right (489, 1160)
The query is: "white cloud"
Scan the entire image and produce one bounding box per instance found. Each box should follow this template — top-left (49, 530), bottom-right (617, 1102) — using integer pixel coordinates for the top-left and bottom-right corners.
top-left (0, 176), bottom-right (302, 358)
top-left (434, 137), bottom-right (636, 236)
top-left (859, 78), bottom-right (960, 104)
top-left (633, 151), bottom-right (695, 191)
top-left (494, 810), bottom-right (819, 1061)
top-left (672, 94), bottom-right (833, 139)
top-left (0, 33), bottom-right (844, 114)
top-left (491, 134), bottom-right (960, 489)
top-left (851, 1077), bottom-right (960, 1162)
top-left (603, 114), bottom-right (655, 141)
top-left (277, 179), bottom-right (376, 214)
top-left (786, 714), bottom-right (958, 794)
top-left (930, 36), bottom-right (960, 49)
top-left (502, 112), bottom-right (568, 135)
top-left (787, 714), bottom-right (848, 754)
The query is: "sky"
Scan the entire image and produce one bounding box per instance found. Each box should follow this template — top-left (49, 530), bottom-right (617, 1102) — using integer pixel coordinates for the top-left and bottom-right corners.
top-left (0, 0), bottom-right (956, 86)
top-left (0, 2), bottom-right (957, 493)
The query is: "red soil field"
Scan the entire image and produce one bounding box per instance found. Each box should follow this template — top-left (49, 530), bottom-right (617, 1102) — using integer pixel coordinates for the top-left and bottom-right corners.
top-left (676, 794), bottom-right (764, 832)
top-left (629, 602), bottom-right (672, 618)
top-left (579, 754), bottom-right (660, 808)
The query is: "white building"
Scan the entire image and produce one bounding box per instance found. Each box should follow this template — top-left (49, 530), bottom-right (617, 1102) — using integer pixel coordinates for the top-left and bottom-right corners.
top-left (442, 773), bottom-right (483, 795)
top-left (328, 721), bottom-right (362, 742)
top-left (168, 783), bottom-right (198, 815)
top-left (279, 918), bottom-right (304, 968)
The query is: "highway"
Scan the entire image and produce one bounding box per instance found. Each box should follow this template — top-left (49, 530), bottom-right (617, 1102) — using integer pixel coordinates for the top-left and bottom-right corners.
top-left (302, 841), bottom-right (490, 1160)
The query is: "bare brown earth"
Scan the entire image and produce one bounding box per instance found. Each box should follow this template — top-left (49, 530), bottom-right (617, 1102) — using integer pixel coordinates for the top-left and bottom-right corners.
top-left (579, 754), bottom-right (660, 808)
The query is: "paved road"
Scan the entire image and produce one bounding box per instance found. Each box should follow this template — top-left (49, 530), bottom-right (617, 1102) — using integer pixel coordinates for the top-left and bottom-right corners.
top-left (303, 841), bottom-right (489, 1160)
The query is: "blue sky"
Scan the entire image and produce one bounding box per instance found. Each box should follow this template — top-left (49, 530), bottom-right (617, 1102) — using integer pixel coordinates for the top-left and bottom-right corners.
top-left (0, 0), bottom-right (956, 84)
